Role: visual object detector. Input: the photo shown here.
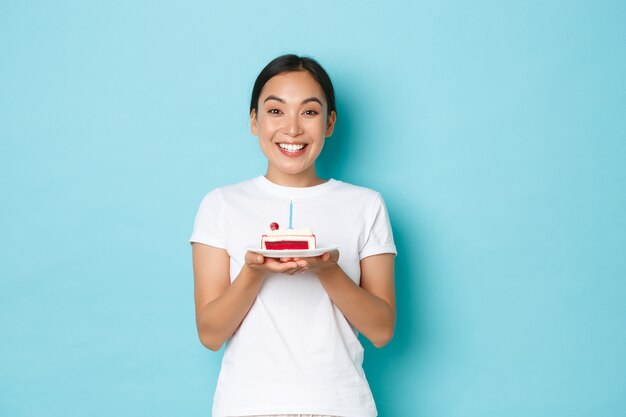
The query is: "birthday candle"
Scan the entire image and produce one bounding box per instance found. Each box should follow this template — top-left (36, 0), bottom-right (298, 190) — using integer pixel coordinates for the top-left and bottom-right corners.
top-left (289, 199), bottom-right (293, 229)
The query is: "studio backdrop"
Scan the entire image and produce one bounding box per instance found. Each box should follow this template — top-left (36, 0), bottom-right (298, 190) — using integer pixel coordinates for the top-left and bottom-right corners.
top-left (1, 1), bottom-right (625, 416)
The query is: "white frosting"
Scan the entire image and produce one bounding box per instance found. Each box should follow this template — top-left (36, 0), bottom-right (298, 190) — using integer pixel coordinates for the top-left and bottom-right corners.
top-left (264, 228), bottom-right (314, 236)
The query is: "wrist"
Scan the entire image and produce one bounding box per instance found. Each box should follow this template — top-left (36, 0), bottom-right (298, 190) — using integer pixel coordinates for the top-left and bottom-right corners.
top-left (316, 263), bottom-right (341, 280)
top-left (241, 264), bottom-right (269, 281)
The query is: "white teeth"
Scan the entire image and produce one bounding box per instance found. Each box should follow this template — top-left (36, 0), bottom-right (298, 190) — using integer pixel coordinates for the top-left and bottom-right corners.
top-left (279, 143), bottom-right (305, 152)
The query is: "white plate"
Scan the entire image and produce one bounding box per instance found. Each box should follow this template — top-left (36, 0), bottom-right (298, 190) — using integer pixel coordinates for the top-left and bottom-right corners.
top-left (245, 244), bottom-right (338, 258)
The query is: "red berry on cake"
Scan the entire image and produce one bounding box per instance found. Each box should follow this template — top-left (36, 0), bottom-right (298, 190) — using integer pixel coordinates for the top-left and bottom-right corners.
top-left (270, 222), bottom-right (279, 231)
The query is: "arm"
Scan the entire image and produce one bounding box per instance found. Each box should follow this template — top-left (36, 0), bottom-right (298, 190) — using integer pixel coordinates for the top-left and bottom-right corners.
top-left (192, 243), bottom-right (307, 351)
top-left (300, 251), bottom-right (396, 348)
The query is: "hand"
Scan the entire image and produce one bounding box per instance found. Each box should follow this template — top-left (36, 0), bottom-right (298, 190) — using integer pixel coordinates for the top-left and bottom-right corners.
top-left (244, 251), bottom-right (308, 276)
top-left (285, 249), bottom-right (340, 276)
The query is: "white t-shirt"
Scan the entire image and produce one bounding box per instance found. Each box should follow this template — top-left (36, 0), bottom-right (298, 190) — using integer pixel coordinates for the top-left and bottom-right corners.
top-left (190, 176), bottom-right (396, 417)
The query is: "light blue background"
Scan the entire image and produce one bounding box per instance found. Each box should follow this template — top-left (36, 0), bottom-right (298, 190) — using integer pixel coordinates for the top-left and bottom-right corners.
top-left (1, 1), bottom-right (625, 416)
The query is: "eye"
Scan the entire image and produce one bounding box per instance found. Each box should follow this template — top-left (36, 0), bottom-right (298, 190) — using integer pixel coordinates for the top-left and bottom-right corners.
top-left (268, 108), bottom-right (282, 115)
top-left (302, 109), bottom-right (319, 116)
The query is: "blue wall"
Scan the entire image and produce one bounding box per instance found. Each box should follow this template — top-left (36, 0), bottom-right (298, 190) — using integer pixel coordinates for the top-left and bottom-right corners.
top-left (1, 1), bottom-right (625, 416)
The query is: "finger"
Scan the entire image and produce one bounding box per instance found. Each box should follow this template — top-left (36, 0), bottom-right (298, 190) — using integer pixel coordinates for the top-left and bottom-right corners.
top-left (245, 251), bottom-right (264, 265)
top-left (274, 261), bottom-right (299, 273)
top-left (285, 263), bottom-right (310, 275)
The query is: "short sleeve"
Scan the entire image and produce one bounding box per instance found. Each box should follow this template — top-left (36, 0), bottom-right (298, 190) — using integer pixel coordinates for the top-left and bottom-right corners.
top-left (359, 194), bottom-right (397, 259)
top-left (189, 189), bottom-right (227, 249)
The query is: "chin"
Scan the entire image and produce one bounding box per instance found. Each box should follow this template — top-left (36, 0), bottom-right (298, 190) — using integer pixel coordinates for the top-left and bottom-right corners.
top-left (275, 163), bottom-right (315, 177)
top-left (281, 168), bottom-right (310, 176)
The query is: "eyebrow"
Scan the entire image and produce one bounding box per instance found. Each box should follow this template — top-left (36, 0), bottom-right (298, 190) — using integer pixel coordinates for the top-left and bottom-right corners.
top-left (264, 95), bottom-right (323, 106)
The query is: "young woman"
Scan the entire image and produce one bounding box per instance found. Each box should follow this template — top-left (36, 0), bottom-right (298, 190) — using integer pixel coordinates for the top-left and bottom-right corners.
top-left (190, 54), bottom-right (396, 417)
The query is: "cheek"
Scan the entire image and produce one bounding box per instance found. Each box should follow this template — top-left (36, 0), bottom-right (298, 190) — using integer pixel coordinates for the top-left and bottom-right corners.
top-left (258, 118), bottom-right (281, 134)
top-left (302, 117), bottom-right (324, 130)
top-left (312, 121), bottom-right (327, 136)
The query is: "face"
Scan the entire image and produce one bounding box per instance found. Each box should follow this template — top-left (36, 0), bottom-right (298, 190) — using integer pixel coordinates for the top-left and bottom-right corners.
top-left (251, 70), bottom-right (336, 186)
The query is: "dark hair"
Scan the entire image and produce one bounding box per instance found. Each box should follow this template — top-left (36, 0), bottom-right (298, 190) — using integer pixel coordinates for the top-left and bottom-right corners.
top-left (250, 54), bottom-right (336, 116)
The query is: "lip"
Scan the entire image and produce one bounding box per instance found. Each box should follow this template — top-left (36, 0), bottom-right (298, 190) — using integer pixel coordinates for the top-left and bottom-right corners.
top-left (276, 143), bottom-right (307, 157)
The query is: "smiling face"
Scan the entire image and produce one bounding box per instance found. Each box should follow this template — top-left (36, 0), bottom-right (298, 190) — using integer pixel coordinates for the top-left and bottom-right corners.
top-left (251, 70), bottom-right (336, 187)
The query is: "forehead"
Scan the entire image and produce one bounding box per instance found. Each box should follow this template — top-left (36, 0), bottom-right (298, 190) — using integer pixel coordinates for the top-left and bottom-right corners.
top-left (260, 71), bottom-right (326, 104)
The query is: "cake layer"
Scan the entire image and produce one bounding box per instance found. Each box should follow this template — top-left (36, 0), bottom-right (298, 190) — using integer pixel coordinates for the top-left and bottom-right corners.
top-left (261, 234), bottom-right (316, 250)
top-left (264, 240), bottom-right (310, 250)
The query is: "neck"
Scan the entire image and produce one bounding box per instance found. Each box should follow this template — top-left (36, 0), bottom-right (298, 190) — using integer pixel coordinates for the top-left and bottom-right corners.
top-left (264, 166), bottom-right (327, 188)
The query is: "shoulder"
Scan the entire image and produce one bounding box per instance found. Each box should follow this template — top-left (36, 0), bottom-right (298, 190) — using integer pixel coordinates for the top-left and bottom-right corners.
top-left (193, 178), bottom-right (262, 218)
top-left (198, 177), bottom-right (260, 203)
top-left (330, 179), bottom-right (385, 203)
top-left (212, 177), bottom-right (258, 195)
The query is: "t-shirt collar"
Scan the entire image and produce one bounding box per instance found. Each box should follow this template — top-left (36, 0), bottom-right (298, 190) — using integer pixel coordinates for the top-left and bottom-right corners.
top-left (253, 175), bottom-right (339, 199)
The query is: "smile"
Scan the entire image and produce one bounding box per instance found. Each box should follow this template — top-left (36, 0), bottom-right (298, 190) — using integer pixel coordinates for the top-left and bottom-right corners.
top-left (278, 143), bottom-right (307, 154)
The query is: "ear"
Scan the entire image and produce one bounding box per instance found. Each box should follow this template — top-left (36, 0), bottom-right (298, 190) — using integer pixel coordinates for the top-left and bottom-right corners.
top-left (250, 109), bottom-right (258, 135)
top-left (325, 110), bottom-right (337, 137)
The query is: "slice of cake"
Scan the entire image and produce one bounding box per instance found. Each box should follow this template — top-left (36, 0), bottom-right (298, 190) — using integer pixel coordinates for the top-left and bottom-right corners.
top-left (261, 222), bottom-right (316, 250)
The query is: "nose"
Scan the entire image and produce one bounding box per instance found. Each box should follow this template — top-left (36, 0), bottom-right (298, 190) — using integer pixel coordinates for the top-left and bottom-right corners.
top-left (283, 114), bottom-right (303, 137)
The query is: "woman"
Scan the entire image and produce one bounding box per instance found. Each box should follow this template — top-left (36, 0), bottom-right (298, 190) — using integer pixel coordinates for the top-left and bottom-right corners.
top-left (191, 54), bottom-right (396, 417)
